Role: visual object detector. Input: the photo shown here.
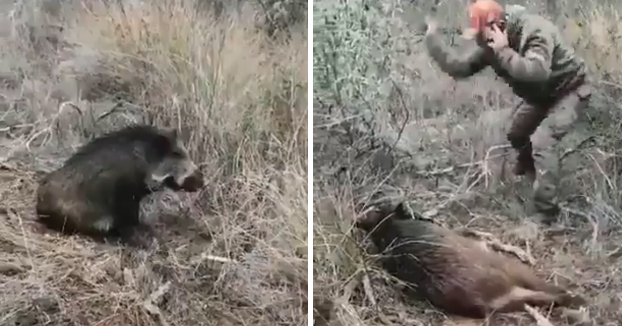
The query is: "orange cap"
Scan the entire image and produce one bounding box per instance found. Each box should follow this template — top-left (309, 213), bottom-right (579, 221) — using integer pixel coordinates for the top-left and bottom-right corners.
top-left (463, 0), bottom-right (504, 39)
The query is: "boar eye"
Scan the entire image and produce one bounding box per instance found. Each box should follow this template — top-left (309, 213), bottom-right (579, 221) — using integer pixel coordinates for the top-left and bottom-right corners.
top-left (170, 151), bottom-right (182, 158)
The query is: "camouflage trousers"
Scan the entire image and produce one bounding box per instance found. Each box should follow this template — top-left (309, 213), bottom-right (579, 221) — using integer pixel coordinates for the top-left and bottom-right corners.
top-left (506, 83), bottom-right (592, 220)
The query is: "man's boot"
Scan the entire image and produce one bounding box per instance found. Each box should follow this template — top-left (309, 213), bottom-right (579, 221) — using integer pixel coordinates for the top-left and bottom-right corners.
top-left (513, 142), bottom-right (536, 180)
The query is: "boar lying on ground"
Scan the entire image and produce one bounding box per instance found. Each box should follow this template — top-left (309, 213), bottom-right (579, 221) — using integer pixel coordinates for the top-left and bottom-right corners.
top-left (355, 202), bottom-right (585, 318)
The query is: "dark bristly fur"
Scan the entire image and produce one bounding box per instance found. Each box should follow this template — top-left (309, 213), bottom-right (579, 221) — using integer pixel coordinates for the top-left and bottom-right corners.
top-left (356, 202), bottom-right (586, 318)
top-left (35, 124), bottom-right (204, 242)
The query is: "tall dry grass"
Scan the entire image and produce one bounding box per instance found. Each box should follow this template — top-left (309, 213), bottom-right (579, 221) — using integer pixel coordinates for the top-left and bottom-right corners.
top-left (313, 0), bottom-right (622, 325)
top-left (0, 1), bottom-right (307, 325)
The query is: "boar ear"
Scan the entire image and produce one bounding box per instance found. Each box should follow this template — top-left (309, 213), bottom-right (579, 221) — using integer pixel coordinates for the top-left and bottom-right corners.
top-left (394, 202), bottom-right (407, 217)
top-left (393, 202), bottom-right (413, 220)
top-left (162, 127), bottom-right (178, 141)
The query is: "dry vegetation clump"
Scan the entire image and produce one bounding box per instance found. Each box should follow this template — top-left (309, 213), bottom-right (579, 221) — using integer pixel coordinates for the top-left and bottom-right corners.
top-left (0, 0), bottom-right (307, 325)
top-left (313, 0), bottom-right (622, 325)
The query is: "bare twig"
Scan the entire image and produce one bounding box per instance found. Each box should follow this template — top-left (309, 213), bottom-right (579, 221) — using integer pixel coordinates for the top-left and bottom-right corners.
top-left (142, 281), bottom-right (172, 326)
top-left (416, 144), bottom-right (512, 182)
top-left (361, 273), bottom-right (376, 306)
top-left (561, 206), bottom-right (599, 251)
top-left (96, 102), bottom-right (124, 122)
top-left (189, 252), bottom-right (238, 267)
top-left (338, 272), bottom-right (361, 304)
top-left (588, 151), bottom-right (616, 192)
top-left (458, 228), bottom-right (536, 265)
top-left (524, 304), bottom-right (555, 326)
top-left (388, 80), bottom-right (410, 153)
top-left (559, 135), bottom-right (595, 162)
top-left (205, 254), bottom-right (236, 264)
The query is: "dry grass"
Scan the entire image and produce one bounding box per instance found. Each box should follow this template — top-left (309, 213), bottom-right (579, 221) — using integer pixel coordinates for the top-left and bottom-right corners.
top-left (313, 1), bottom-right (622, 325)
top-left (0, 0), bottom-right (307, 325)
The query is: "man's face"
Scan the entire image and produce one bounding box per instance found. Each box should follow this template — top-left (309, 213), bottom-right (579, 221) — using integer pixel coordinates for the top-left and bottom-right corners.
top-left (463, 12), bottom-right (505, 43)
top-left (474, 18), bottom-right (506, 48)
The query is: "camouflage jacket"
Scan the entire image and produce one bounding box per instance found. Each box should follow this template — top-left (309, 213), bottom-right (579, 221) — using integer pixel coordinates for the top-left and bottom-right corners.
top-left (425, 6), bottom-right (588, 105)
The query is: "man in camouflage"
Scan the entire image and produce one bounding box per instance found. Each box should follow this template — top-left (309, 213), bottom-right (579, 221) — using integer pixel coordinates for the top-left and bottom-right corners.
top-left (425, 0), bottom-right (592, 219)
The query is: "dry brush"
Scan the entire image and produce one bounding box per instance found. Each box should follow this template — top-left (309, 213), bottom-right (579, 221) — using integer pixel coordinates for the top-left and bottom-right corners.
top-left (313, 0), bottom-right (622, 325)
top-left (0, 0), bottom-right (307, 325)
